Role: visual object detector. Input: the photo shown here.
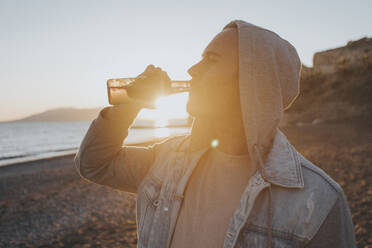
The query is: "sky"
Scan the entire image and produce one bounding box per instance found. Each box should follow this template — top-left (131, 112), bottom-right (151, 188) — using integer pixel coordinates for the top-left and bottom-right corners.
top-left (0, 0), bottom-right (371, 122)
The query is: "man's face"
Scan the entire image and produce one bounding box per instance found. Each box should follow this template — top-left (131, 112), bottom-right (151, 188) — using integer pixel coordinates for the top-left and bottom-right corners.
top-left (186, 28), bottom-right (241, 119)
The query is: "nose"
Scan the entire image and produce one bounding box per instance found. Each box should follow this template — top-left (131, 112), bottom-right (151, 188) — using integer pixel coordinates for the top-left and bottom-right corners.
top-left (187, 60), bottom-right (202, 78)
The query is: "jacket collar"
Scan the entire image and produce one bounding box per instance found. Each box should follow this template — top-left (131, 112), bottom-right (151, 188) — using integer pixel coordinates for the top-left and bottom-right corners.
top-left (262, 129), bottom-right (304, 188)
top-left (179, 128), bottom-right (304, 189)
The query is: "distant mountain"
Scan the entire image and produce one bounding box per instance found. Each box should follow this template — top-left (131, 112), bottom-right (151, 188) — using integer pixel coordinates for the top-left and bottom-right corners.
top-left (2, 106), bottom-right (192, 127)
top-left (3, 107), bottom-right (104, 123)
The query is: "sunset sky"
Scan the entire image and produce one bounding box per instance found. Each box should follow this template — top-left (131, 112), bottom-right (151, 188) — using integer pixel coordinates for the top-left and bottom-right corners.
top-left (1, 0), bottom-right (371, 122)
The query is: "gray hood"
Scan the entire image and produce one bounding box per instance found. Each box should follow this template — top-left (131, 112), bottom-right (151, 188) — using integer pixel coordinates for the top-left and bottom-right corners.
top-left (222, 20), bottom-right (302, 175)
top-left (220, 20), bottom-right (302, 248)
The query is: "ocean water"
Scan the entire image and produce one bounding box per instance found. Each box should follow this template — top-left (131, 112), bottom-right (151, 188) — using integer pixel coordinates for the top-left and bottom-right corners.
top-left (0, 121), bottom-right (190, 167)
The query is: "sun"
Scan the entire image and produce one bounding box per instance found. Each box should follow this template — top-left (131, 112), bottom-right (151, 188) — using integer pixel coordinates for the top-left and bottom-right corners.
top-left (137, 92), bottom-right (189, 126)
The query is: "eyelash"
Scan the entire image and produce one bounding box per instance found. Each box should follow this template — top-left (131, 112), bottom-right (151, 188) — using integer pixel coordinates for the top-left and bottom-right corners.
top-left (205, 55), bottom-right (217, 63)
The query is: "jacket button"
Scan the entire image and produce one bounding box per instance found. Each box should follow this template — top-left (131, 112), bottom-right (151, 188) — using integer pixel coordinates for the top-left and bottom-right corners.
top-left (153, 200), bottom-right (160, 207)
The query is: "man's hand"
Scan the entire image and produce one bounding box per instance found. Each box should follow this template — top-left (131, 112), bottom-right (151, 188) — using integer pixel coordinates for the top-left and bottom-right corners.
top-left (126, 64), bottom-right (172, 108)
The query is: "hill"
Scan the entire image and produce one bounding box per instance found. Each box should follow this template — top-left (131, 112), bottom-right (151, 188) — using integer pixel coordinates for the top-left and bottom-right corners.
top-left (4, 107), bottom-right (104, 123)
top-left (2, 107), bottom-right (191, 127)
top-left (282, 37), bottom-right (372, 126)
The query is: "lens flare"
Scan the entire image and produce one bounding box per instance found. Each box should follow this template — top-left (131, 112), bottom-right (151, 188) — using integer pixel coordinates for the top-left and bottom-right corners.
top-left (211, 139), bottom-right (219, 148)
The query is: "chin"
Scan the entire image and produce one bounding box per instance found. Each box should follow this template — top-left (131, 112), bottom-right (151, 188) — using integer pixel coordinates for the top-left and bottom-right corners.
top-left (187, 100), bottom-right (242, 122)
top-left (186, 100), bottom-right (219, 119)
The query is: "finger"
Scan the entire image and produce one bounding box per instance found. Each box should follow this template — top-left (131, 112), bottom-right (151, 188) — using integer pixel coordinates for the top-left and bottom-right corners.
top-left (139, 64), bottom-right (155, 78)
top-left (154, 67), bottom-right (162, 74)
top-left (161, 71), bottom-right (171, 82)
top-left (144, 65), bottom-right (155, 74)
top-left (146, 64), bottom-right (155, 70)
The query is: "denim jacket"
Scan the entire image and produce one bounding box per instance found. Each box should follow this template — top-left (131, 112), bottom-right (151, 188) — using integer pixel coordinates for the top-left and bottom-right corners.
top-left (74, 107), bottom-right (356, 248)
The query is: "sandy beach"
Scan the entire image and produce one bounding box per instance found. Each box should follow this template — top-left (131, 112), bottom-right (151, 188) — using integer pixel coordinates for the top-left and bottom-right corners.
top-left (0, 121), bottom-right (371, 247)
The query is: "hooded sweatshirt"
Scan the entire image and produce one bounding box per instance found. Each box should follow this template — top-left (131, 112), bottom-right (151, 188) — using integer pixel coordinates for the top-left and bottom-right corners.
top-left (170, 20), bottom-right (302, 248)
top-left (229, 21), bottom-right (302, 246)
top-left (224, 20), bottom-right (301, 169)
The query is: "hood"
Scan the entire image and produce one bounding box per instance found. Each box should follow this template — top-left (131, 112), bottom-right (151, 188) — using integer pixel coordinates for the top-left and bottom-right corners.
top-left (222, 20), bottom-right (302, 248)
top-left (183, 20), bottom-right (302, 247)
top-left (222, 20), bottom-right (302, 177)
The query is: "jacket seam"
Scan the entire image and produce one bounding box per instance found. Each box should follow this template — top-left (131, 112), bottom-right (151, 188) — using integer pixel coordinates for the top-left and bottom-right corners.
top-left (175, 134), bottom-right (191, 152)
top-left (290, 145), bottom-right (304, 185)
top-left (300, 161), bottom-right (341, 194)
top-left (149, 172), bottom-right (163, 185)
top-left (144, 188), bottom-right (159, 207)
top-left (245, 223), bottom-right (307, 243)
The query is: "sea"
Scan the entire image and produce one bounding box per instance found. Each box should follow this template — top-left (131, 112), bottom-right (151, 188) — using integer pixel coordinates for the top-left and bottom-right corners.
top-left (0, 121), bottom-right (191, 167)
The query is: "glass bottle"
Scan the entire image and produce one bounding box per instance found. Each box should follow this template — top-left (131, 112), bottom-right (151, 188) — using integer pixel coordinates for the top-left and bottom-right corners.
top-left (107, 77), bottom-right (190, 108)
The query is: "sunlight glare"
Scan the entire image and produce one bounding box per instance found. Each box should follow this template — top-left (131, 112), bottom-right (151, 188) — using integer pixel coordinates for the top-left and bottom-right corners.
top-left (137, 92), bottom-right (189, 126)
top-left (155, 93), bottom-right (189, 118)
top-left (154, 128), bottom-right (171, 138)
top-left (155, 118), bottom-right (168, 128)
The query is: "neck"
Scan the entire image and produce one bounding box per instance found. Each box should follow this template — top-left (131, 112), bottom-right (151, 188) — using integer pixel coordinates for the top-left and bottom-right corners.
top-left (189, 116), bottom-right (248, 155)
top-left (213, 118), bottom-right (248, 155)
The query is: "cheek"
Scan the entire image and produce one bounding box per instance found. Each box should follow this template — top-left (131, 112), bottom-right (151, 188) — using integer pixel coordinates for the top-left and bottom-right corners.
top-left (207, 63), bottom-right (237, 86)
top-left (192, 63), bottom-right (238, 100)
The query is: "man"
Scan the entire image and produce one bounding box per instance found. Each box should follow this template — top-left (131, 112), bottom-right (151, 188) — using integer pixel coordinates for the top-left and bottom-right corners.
top-left (74, 20), bottom-right (356, 247)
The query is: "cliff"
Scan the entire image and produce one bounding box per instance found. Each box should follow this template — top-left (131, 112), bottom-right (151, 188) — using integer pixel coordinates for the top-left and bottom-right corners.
top-left (313, 37), bottom-right (372, 74)
top-left (282, 37), bottom-right (372, 126)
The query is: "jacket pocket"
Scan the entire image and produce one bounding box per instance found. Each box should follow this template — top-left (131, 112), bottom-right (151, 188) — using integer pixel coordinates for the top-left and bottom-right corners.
top-left (137, 173), bottom-right (162, 247)
top-left (236, 224), bottom-right (305, 248)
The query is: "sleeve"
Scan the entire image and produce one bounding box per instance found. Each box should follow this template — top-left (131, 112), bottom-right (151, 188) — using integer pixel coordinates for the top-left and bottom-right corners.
top-left (74, 104), bottom-right (163, 194)
top-left (306, 191), bottom-right (357, 248)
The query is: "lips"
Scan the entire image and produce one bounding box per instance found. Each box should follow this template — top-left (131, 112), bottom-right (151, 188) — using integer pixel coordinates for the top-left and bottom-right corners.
top-left (188, 82), bottom-right (206, 106)
top-left (189, 78), bottom-right (201, 91)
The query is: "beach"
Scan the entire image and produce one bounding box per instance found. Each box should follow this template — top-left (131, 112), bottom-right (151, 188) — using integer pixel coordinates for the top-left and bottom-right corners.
top-left (0, 122), bottom-right (371, 247)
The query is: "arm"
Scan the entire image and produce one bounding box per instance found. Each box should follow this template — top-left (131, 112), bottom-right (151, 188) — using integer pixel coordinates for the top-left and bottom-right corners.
top-left (306, 191), bottom-right (357, 247)
top-left (74, 103), bottom-right (159, 194)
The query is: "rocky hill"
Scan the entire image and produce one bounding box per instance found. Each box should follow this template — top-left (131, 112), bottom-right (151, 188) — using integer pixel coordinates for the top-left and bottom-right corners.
top-left (282, 37), bottom-right (372, 126)
top-left (9, 107), bottom-right (103, 122)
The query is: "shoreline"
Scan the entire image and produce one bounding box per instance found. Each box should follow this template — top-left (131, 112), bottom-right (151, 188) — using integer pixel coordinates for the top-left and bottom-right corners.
top-left (0, 137), bottom-right (171, 247)
top-left (0, 136), bottom-right (171, 170)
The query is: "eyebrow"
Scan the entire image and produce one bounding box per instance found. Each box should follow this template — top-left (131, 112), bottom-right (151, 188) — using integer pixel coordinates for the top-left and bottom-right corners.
top-left (202, 51), bottom-right (221, 58)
